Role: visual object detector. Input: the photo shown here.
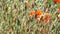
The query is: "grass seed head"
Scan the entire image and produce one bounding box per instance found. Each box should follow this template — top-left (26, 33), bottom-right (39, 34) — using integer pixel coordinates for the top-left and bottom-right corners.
top-left (58, 14), bottom-right (60, 19)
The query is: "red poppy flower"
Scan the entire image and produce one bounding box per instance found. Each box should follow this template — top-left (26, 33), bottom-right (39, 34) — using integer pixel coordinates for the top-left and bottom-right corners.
top-left (35, 9), bottom-right (42, 15)
top-left (57, 6), bottom-right (60, 12)
top-left (36, 15), bottom-right (40, 18)
top-left (44, 13), bottom-right (50, 21)
top-left (41, 18), bottom-right (45, 23)
top-left (45, 13), bottom-right (50, 18)
top-left (29, 10), bottom-right (35, 16)
top-left (54, 0), bottom-right (60, 3)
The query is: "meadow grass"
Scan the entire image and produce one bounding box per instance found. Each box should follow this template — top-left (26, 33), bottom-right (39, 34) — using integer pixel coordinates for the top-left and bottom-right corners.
top-left (0, 0), bottom-right (60, 34)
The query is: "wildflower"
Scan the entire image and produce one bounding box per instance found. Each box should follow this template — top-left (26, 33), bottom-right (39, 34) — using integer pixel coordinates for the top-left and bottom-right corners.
top-left (44, 13), bottom-right (50, 21)
top-left (41, 18), bottom-right (45, 23)
top-left (54, 0), bottom-right (60, 3)
top-left (44, 13), bottom-right (50, 18)
top-left (29, 10), bottom-right (35, 16)
top-left (57, 6), bottom-right (60, 12)
top-left (36, 15), bottom-right (41, 21)
top-left (36, 15), bottom-right (40, 18)
top-left (35, 9), bottom-right (42, 20)
top-left (35, 9), bottom-right (42, 15)
top-left (58, 14), bottom-right (60, 19)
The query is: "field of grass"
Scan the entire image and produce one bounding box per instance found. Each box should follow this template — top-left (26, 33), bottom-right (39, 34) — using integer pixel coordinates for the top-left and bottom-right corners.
top-left (0, 0), bottom-right (60, 34)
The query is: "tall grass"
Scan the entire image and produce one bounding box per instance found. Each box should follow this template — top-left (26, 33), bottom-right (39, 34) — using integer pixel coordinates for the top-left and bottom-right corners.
top-left (0, 0), bottom-right (60, 34)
